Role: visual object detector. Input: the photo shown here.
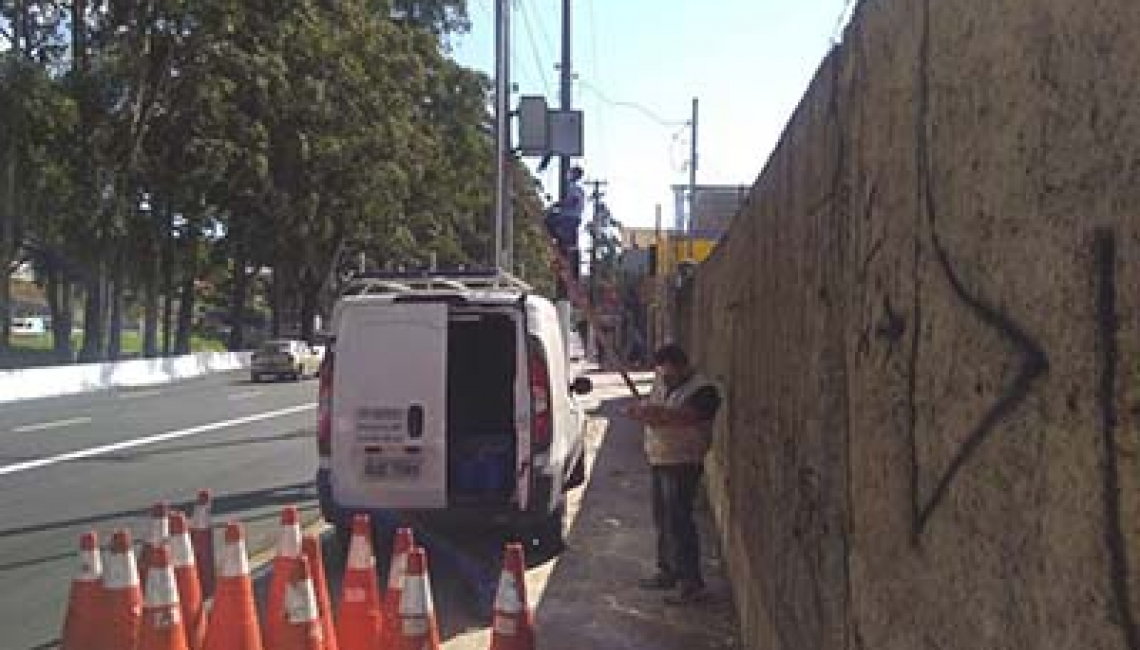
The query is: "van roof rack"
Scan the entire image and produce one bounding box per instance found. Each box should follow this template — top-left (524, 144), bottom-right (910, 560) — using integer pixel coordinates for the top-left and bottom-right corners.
top-left (342, 268), bottom-right (533, 296)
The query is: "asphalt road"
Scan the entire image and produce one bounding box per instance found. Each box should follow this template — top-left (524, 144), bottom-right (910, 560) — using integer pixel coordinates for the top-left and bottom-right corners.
top-left (0, 366), bottom-right (727, 650)
top-left (0, 371), bottom-right (321, 650)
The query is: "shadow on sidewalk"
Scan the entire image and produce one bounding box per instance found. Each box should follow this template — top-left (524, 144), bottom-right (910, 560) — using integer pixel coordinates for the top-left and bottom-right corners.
top-left (533, 394), bottom-right (739, 650)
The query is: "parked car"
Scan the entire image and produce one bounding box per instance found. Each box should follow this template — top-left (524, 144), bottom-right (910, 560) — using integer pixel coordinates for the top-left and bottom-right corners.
top-left (251, 339), bottom-right (322, 382)
top-left (316, 270), bottom-right (593, 552)
top-left (11, 316), bottom-right (48, 335)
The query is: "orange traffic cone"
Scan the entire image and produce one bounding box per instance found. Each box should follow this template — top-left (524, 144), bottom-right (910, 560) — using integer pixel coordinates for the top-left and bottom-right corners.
top-left (301, 535), bottom-right (339, 650)
top-left (60, 531), bottom-right (102, 650)
top-left (202, 522), bottom-right (263, 650)
top-left (140, 501), bottom-right (171, 585)
top-left (191, 490), bottom-right (215, 598)
top-left (397, 548), bottom-right (440, 650)
top-left (379, 527), bottom-right (415, 647)
top-left (336, 514), bottom-right (382, 650)
top-left (169, 511), bottom-right (206, 649)
top-left (138, 545), bottom-right (190, 650)
top-left (102, 529), bottom-right (143, 650)
top-left (266, 506), bottom-right (304, 649)
top-left (268, 556), bottom-right (326, 650)
top-left (488, 543), bottom-right (535, 650)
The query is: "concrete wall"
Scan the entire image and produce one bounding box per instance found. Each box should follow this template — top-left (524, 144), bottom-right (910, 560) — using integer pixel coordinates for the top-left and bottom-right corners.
top-left (0, 352), bottom-right (252, 403)
top-left (691, 1), bottom-right (1140, 648)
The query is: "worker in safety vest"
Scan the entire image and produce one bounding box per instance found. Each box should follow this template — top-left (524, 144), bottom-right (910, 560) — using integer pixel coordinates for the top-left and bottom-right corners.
top-left (624, 343), bottom-right (721, 605)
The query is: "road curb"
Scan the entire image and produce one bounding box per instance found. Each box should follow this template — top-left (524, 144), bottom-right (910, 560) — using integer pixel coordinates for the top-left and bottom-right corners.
top-left (0, 351), bottom-right (252, 404)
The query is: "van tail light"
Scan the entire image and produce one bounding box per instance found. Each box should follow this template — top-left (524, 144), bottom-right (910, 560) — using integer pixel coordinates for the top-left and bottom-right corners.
top-left (528, 336), bottom-right (552, 450)
top-left (317, 350), bottom-right (334, 458)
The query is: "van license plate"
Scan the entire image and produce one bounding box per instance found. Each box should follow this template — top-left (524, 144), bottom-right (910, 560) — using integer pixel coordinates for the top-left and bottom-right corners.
top-left (364, 457), bottom-right (421, 480)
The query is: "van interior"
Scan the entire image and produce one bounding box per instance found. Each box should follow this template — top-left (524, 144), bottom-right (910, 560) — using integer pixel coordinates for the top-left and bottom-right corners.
top-left (446, 310), bottom-right (518, 505)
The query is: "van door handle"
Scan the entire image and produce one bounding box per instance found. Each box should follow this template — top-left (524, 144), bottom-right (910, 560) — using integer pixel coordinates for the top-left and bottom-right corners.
top-left (407, 404), bottom-right (424, 439)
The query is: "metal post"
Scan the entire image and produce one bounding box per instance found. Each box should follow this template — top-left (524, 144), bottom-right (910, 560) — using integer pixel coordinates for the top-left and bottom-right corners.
top-left (493, 0), bottom-right (511, 270)
top-left (502, 3), bottom-right (514, 271)
top-left (655, 203), bottom-right (669, 346)
top-left (556, 0), bottom-right (574, 365)
top-left (558, 0), bottom-right (573, 211)
top-left (556, 0), bottom-right (574, 295)
top-left (687, 97), bottom-right (699, 261)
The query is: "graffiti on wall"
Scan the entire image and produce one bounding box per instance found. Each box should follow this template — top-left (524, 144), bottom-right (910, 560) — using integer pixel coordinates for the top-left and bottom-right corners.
top-left (1094, 228), bottom-right (1139, 650)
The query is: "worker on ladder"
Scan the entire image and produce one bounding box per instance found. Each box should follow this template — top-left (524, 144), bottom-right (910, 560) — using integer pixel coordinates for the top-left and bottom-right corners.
top-left (545, 165), bottom-right (587, 279)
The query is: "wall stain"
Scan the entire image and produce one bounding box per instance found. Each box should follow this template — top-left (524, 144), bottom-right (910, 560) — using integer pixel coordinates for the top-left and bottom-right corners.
top-left (1093, 228), bottom-right (1139, 650)
top-left (906, 0), bottom-right (933, 546)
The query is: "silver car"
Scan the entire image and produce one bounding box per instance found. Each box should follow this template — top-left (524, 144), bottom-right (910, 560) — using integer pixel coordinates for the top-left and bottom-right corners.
top-left (251, 339), bottom-right (322, 382)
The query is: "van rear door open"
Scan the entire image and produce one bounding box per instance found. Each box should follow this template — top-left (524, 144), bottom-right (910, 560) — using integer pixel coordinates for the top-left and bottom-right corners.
top-left (331, 301), bottom-right (447, 509)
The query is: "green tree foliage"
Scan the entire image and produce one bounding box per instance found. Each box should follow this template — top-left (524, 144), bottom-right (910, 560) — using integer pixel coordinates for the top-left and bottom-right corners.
top-left (2, 0), bottom-right (559, 364)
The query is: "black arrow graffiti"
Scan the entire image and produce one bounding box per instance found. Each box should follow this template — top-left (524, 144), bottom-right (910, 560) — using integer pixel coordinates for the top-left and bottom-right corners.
top-left (911, 232), bottom-right (1049, 539)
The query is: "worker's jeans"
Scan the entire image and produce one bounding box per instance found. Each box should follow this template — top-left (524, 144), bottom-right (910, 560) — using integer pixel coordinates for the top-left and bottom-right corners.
top-left (651, 463), bottom-right (704, 586)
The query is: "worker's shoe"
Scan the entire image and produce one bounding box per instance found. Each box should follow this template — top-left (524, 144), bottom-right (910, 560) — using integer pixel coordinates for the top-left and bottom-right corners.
top-left (637, 572), bottom-right (677, 591)
top-left (664, 580), bottom-right (708, 606)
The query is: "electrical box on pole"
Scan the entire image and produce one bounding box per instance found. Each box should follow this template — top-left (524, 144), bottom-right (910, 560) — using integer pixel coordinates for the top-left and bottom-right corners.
top-left (549, 110), bottom-right (584, 156)
top-left (518, 95), bottom-right (549, 156)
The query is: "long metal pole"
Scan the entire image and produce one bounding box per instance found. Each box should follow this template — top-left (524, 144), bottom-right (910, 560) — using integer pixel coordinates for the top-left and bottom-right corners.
top-left (687, 96), bottom-right (699, 260)
top-left (502, 3), bottom-right (514, 271)
top-left (493, 0), bottom-right (510, 269)
top-left (558, 0), bottom-right (573, 210)
top-left (556, 0), bottom-right (574, 363)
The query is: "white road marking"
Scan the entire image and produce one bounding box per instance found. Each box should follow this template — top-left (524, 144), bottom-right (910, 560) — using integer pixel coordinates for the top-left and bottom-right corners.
top-left (118, 389), bottom-right (163, 400)
top-left (12, 416), bottom-right (93, 433)
top-left (0, 403), bottom-right (316, 477)
top-left (228, 390), bottom-right (264, 401)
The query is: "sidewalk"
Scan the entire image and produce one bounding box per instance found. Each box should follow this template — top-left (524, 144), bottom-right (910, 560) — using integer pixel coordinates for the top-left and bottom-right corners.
top-left (531, 372), bottom-right (738, 650)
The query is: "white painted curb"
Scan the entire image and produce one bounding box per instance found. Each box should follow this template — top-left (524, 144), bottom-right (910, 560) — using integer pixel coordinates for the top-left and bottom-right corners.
top-left (0, 351), bottom-right (252, 404)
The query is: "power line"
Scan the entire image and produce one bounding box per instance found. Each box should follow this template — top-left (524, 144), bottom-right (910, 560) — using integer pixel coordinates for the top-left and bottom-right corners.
top-left (516, 0), bottom-right (553, 96)
top-left (584, 0), bottom-right (601, 89)
top-left (523, 0), bottom-right (558, 60)
top-left (577, 78), bottom-right (689, 128)
top-left (582, 0), bottom-right (610, 172)
top-left (669, 126), bottom-right (691, 173)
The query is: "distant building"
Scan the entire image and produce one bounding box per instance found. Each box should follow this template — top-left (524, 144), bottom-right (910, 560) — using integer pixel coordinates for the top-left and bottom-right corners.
top-left (671, 184), bottom-right (750, 240)
top-left (620, 227), bottom-right (659, 251)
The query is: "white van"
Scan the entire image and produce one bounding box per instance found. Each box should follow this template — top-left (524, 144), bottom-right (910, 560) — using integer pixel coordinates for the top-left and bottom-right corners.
top-left (316, 271), bottom-right (593, 550)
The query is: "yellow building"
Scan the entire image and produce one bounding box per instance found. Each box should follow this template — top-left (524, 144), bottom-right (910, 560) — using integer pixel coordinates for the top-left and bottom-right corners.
top-left (620, 228), bottom-right (718, 277)
top-left (652, 233), bottom-right (718, 274)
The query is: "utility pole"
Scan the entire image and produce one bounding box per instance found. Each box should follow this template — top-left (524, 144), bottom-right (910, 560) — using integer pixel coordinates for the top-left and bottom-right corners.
top-left (687, 96), bottom-right (699, 261)
top-left (558, 0), bottom-right (574, 217)
top-left (555, 0), bottom-right (574, 365)
top-left (556, 0), bottom-right (574, 295)
top-left (654, 203), bottom-right (663, 351)
top-left (493, 0), bottom-right (511, 270)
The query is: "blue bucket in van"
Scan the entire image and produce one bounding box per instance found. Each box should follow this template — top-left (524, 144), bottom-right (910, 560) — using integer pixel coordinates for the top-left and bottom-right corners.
top-left (454, 435), bottom-right (511, 494)
top-left (474, 453), bottom-right (511, 492)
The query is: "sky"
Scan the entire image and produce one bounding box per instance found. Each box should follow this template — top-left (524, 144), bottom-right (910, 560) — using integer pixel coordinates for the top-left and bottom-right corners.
top-left (450, 0), bottom-right (856, 230)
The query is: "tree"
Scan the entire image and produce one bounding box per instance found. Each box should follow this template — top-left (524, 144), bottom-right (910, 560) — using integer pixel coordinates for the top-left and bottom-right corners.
top-left (3, 0), bottom-right (563, 367)
top-left (0, 0), bottom-right (69, 353)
